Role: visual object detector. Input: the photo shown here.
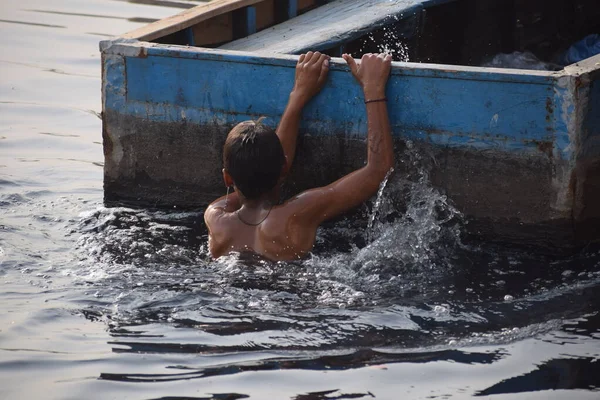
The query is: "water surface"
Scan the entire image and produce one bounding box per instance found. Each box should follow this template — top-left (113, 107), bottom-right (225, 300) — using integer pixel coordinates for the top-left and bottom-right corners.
top-left (1, 1), bottom-right (599, 399)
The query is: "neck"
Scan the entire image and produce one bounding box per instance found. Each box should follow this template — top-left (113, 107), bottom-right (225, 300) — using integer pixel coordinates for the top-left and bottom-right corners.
top-left (237, 189), bottom-right (278, 209)
top-left (235, 190), bottom-right (277, 226)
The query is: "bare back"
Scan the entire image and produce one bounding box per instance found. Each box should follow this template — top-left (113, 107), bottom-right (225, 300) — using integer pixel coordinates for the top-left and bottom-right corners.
top-left (205, 200), bottom-right (319, 261)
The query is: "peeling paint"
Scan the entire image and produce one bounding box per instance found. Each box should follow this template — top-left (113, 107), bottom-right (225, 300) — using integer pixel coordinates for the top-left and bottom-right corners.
top-left (138, 46), bottom-right (148, 59)
top-left (551, 77), bottom-right (576, 215)
top-left (551, 70), bottom-right (593, 218)
top-left (535, 141), bottom-right (553, 158)
top-left (489, 113), bottom-right (499, 129)
top-left (100, 38), bottom-right (158, 58)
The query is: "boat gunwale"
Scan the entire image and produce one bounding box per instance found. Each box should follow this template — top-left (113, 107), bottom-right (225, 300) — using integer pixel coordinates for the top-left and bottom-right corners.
top-left (101, 38), bottom-right (570, 86)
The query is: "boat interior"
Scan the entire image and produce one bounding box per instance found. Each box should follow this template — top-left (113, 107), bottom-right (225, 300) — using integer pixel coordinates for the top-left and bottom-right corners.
top-left (125, 0), bottom-right (600, 68)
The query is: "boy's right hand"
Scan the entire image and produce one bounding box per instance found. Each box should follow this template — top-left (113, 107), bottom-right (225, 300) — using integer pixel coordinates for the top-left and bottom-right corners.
top-left (291, 51), bottom-right (330, 106)
top-left (342, 53), bottom-right (392, 100)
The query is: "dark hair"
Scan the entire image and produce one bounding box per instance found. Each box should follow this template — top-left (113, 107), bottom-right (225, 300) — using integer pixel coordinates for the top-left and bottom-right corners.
top-left (223, 119), bottom-right (285, 199)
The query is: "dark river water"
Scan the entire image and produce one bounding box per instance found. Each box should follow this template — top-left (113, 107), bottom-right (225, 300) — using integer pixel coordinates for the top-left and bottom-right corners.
top-left (1, 1), bottom-right (600, 399)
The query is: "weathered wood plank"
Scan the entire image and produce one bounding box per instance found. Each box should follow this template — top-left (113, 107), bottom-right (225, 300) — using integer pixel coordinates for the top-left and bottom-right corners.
top-left (123, 0), bottom-right (268, 41)
top-left (192, 12), bottom-right (233, 47)
top-left (221, 0), bottom-right (453, 54)
top-left (297, 0), bottom-right (316, 12)
top-left (255, 0), bottom-right (275, 30)
top-left (115, 0), bottom-right (205, 9)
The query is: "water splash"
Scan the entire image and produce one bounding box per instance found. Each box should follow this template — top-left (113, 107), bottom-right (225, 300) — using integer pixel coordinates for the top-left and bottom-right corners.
top-left (359, 19), bottom-right (410, 61)
top-left (361, 142), bottom-right (461, 265)
top-left (378, 25), bottom-right (410, 61)
top-left (303, 141), bottom-right (464, 304)
top-left (366, 167), bottom-right (394, 243)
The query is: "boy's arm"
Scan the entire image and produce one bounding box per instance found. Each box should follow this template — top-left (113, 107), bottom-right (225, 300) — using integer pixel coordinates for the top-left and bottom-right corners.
top-left (277, 51), bottom-right (330, 175)
top-left (287, 53), bottom-right (394, 224)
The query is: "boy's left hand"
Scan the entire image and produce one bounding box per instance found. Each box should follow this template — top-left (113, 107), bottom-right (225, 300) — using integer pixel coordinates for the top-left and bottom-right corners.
top-left (291, 51), bottom-right (330, 105)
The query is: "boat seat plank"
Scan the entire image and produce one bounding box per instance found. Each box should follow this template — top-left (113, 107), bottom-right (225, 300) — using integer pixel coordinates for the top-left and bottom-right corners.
top-left (221, 0), bottom-right (452, 54)
top-left (123, 0), bottom-right (267, 41)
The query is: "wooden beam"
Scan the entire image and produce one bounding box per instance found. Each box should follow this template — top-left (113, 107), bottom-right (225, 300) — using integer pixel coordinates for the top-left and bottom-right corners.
top-left (232, 6), bottom-right (257, 39)
top-left (122, 0), bottom-right (268, 41)
top-left (185, 27), bottom-right (195, 45)
top-left (297, 0), bottom-right (316, 13)
top-left (191, 12), bottom-right (233, 47)
top-left (255, 0), bottom-right (275, 30)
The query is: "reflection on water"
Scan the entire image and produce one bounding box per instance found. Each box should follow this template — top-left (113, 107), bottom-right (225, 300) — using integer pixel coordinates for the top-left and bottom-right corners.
top-left (0, 19), bottom-right (66, 29)
top-left (476, 355), bottom-right (600, 395)
top-left (1, 0), bottom-right (600, 399)
top-left (24, 9), bottom-right (158, 24)
top-left (120, 0), bottom-right (200, 9)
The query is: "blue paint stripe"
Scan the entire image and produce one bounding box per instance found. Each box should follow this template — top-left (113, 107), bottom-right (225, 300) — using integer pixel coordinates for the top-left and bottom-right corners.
top-left (246, 6), bottom-right (257, 35)
top-left (116, 98), bottom-right (547, 154)
top-left (288, 0), bottom-right (297, 19)
top-left (103, 54), bottom-right (126, 111)
top-left (117, 55), bottom-right (554, 149)
top-left (552, 82), bottom-right (573, 157)
top-left (185, 27), bottom-right (195, 46)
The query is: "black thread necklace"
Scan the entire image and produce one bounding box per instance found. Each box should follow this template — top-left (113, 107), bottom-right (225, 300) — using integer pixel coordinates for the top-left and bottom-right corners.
top-left (236, 204), bottom-right (272, 226)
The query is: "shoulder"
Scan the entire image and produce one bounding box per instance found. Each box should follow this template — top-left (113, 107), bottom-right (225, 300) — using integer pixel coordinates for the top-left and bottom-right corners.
top-left (205, 193), bottom-right (238, 224)
top-left (204, 203), bottom-right (225, 225)
top-left (205, 205), bottom-right (240, 236)
top-left (204, 205), bottom-right (235, 258)
top-left (279, 186), bottom-right (336, 224)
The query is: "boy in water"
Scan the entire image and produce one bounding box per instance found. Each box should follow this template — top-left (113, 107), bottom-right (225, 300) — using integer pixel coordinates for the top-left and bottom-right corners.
top-left (204, 51), bottom-right (394, 261)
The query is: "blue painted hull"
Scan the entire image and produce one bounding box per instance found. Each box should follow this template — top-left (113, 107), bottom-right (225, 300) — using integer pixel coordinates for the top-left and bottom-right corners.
top-left (100, 37), bottom-right (600, 247)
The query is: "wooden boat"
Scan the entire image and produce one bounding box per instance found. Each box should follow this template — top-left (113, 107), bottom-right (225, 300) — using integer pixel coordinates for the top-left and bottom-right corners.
top-left (100, 0), bottom-right (600, 249)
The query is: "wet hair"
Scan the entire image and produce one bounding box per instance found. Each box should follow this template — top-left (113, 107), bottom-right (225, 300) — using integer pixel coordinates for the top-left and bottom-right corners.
top-left (223, 118), bottom-right (285, 199)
